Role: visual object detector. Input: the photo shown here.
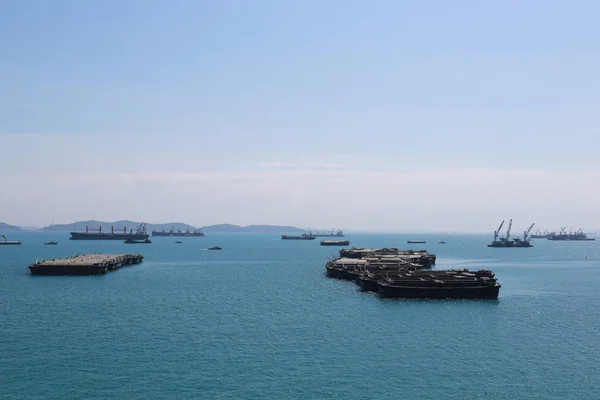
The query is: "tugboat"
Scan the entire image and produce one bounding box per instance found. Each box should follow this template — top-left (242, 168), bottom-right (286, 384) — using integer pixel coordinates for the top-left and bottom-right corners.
top-left (44, 241), bottom-right (58, 245)
top-left (487, 220), bottom-right (534, 248)
top-left (208, 246), bottom-right (222, 250)
top-left (124, 238), bottom-right (152, 244)
top-left (547, 227), bottom-right (595, 241)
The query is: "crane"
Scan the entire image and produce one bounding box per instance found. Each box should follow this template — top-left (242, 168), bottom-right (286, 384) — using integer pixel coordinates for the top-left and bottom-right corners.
top-left (506, 219), bottom-right (513, 241)
top-left (493, 220), bottom-right (505, 242)
top-left (524, 223), bottom-right (535, 241)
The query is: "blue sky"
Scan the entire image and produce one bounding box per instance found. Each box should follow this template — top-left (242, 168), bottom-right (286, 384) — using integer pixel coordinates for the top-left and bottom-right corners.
top-left (1, 0), bottom-right (599, 231)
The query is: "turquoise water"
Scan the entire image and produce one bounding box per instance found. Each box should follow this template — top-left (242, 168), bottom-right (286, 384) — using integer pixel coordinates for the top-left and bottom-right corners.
top-left (1, 232), bottom-right (599, 399)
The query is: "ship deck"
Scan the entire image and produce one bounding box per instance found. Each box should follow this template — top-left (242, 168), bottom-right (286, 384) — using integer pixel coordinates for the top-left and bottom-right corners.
top-left (29, 254), bottom-right (144, 275)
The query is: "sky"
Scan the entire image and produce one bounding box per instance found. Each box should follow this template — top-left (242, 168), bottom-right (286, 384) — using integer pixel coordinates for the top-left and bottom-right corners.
top-left (1, 0), bottom-right (599, 232)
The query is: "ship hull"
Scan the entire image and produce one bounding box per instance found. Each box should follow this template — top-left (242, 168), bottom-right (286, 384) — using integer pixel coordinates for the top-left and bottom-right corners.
top-left (487, 243), bottom-right (532, 248)
top-left (70, 233), bottom-right (149, 240)
top-left (281, 236), bottom-right (316, 240)
top-left (151, 232), bottom-right (204, 237)
top-left (29, 265), bottom-right (108, 275)
top-left (320, 240), bottom-right (350, 246)
top-left (548, 237), bottom-right (595, 241)
top-left (378, 284), bottom-right (500, 299)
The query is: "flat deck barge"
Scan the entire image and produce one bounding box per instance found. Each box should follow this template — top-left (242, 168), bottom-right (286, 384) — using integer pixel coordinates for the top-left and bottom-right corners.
top-left (29, 253), bottom-right (144, 275)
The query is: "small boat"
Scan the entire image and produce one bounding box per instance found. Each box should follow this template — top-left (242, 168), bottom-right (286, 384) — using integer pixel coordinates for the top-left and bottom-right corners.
top-left (175, 241), bottom-right (183, 244)
top-left (208, 246), bottom-right (222, 250)
top-left (124, 238), bottom-right (152, 244)
top-left (438, 241), bottom-right (446, 244)
top-left (407, 240), bottom-right (426, 244)
top-left (44, 241), bottom-right (58, 245)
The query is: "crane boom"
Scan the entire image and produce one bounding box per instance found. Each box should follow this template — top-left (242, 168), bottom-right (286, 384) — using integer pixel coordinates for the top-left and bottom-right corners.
top-left (493, 220), bottom-right (505, 242)
top-left (524, 223), bottom-right (535, 240)
top-left (506, 219), bottom-right (513, 241)
top-left (497, 220), bottom-right (505, 234)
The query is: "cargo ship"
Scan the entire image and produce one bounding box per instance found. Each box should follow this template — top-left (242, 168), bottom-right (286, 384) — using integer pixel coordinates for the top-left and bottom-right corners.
top-left (547, 228), bottom-right (595, 241)
top-left (281, 233), bottom-right (316, 240)
top-left (311, 229), bottom-right (345, 237)
top-left (69, 223), bottom-right (149, 240)
top-left (530, 229), bottom-right (556, 239)
top-left (151, 227), bottom-right (205, 237)
top-left (487, 220), bottom-right (534, 248)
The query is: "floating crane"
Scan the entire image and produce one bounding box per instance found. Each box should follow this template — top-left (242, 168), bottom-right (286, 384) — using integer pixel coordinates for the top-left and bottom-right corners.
top-left (488, 219), bottom-right (533, 248)
top-left (493, 220), bottom-right (505, 242)
top-left (524, 223), bottom-right (535, 241)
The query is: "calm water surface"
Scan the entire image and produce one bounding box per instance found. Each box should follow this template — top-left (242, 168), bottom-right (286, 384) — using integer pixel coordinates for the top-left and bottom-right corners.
top-left (1, 232), bottom-right (599, 399)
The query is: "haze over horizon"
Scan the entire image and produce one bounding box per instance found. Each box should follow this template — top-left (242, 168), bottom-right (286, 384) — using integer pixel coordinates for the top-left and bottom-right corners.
top-left (2, 1), bottom-right (599, 232)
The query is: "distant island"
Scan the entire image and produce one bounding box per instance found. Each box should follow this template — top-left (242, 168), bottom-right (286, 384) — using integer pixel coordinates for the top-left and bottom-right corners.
top-left (0, 222), bottom-right (22, 231)
top-left (38, 220), bottom-right (306, 234)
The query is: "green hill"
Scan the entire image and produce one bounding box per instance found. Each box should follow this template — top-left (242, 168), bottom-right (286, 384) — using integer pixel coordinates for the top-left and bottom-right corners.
top-left (0, 222), bottom-right (22, 231)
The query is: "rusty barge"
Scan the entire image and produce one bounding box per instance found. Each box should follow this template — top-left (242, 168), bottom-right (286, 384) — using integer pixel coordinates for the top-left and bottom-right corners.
top-left (326, 247), bottom-right (499, 299)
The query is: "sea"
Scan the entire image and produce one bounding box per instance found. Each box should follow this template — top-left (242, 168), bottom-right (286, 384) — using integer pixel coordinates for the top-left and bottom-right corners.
top-left (1, 232), bottom-right (599, 400)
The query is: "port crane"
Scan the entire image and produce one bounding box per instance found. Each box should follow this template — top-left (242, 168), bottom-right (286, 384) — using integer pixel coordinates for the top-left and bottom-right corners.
top-left (493, 220), bottom-right (505, 242)
top-left (524, 223), bottom-right (535, 241)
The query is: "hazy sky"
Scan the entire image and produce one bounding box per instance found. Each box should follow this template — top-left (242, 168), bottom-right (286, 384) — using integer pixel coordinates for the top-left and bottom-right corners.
top-left (1, 0), bottom-right (599, 232)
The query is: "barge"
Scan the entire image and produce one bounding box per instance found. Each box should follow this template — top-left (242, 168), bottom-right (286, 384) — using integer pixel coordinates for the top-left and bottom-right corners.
top-left (338, 248), bottom-right (436, 267)
top-left (487, 220), bottom-right (534, 248)
top-left (1, 235), bottom-right (21, 245)
top-left (29, 254), bottom-right (144, 275)
top-left (320, 240), bottom-right (350, 246)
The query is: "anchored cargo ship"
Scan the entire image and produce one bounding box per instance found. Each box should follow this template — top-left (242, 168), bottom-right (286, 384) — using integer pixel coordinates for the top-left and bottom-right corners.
top-left (311, 229), bottom-right (345, 237)
top-left (281, 233), bottom-right (316, 240)
top-left (69, 223), bottom-right (149, 240)
top-left (530, 229), bottom-right (556, 239)
top-left (548, 228), bottom-right (595, 241)
top-left (151, 227), bottom-right (205, 237)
